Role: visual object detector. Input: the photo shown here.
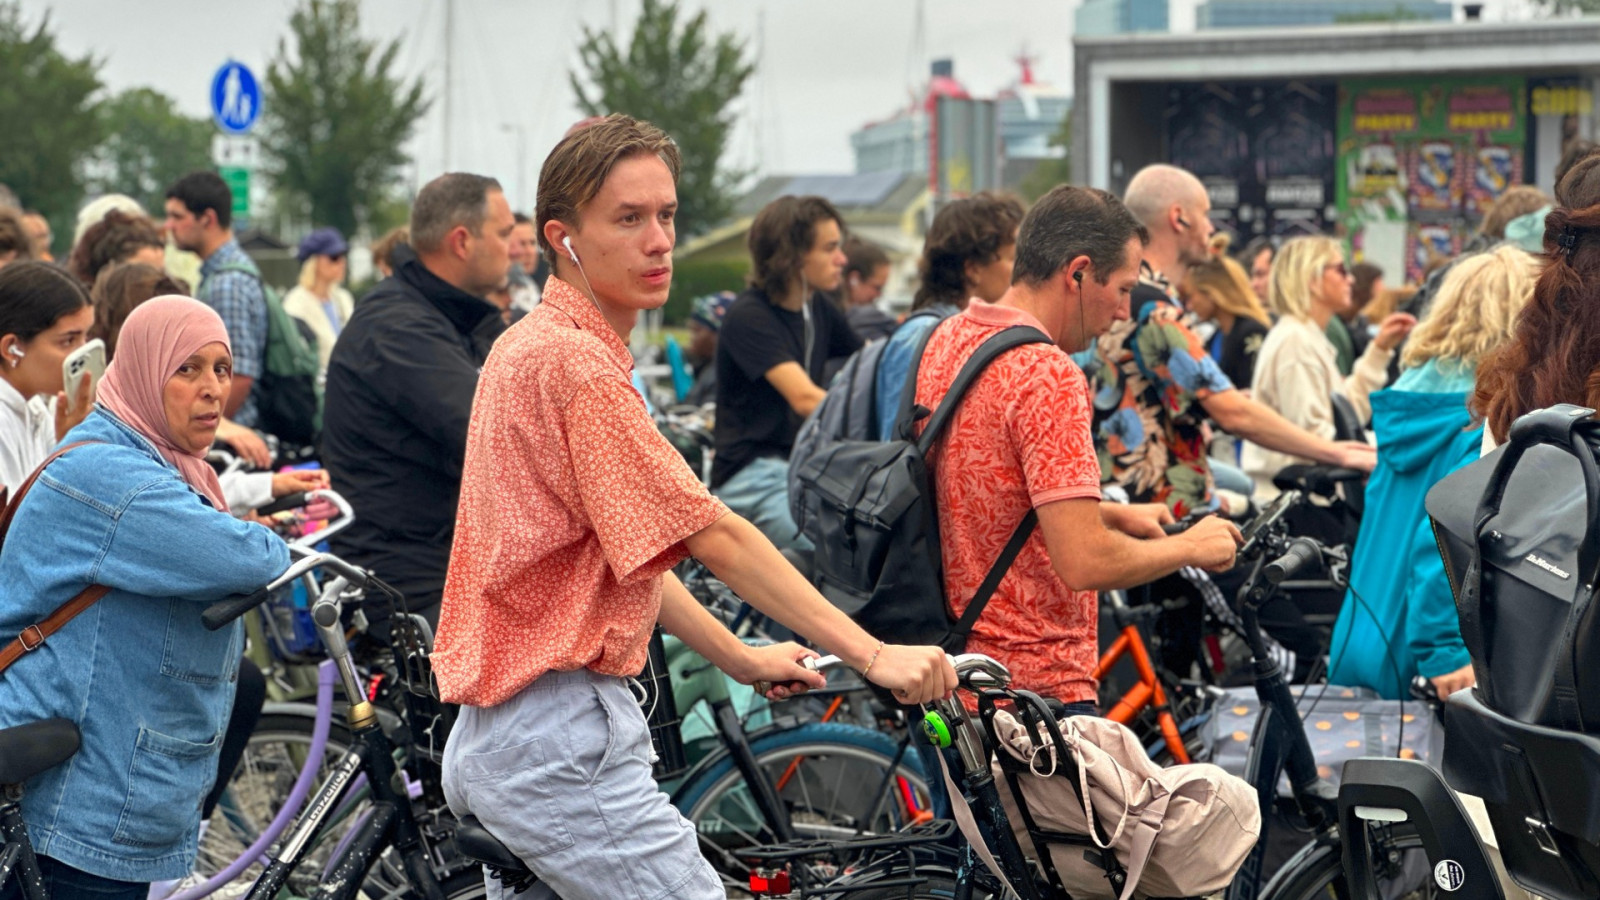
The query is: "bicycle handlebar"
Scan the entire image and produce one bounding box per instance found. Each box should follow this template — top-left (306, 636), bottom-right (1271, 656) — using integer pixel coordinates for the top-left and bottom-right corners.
top-left (1265, 537), bottom-right (1322, 584)
top-left (255, 492), bottom-right (309, 517)
top-left (201, 552), bottom-right (371, 631)
top-left (751, 652), bottom-right (1010, 696)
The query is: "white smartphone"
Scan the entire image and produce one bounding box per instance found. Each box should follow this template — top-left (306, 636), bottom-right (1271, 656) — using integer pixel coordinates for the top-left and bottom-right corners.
top-left (62, 338), bottom-right (106, 413)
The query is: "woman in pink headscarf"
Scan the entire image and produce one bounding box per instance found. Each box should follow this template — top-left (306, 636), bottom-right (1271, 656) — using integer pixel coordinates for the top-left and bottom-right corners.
top-left (0, 295), bottom-right (290, 897)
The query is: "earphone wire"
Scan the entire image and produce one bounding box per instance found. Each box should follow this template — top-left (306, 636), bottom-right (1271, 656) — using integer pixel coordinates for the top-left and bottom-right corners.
top-left (563, 240), bottom-right (609, 321)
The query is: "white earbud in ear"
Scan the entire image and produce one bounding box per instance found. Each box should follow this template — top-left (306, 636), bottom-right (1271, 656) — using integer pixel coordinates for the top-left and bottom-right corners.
top-left (7, 345), bottom-right (23, 361)
top-left (562, 235), bottom-right (579, 265)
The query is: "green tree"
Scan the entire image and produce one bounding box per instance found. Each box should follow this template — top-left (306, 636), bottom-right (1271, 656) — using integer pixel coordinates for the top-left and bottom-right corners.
top-left (91, 88), bottom-right (214, 215)
top-left (571, 0), bottom-right (755, 239)
top-left (1017, 112), bottom-right (1072, 202)
top-left (0, 2), bottom-right (103, 252)
top-left (261, 0), bottom-right (429, 238)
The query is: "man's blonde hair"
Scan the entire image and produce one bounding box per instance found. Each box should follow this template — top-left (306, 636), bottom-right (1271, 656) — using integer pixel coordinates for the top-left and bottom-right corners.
top-left (1402, 244), bottom-right (1538, 370)
top-left (1267, 235), bottom-right (1342, 321)
top-left (535, 113), bottom-right (681, 260)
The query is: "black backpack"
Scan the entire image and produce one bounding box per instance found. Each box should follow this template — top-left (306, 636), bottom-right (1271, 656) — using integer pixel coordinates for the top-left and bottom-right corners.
top-left (790, 319), bottom-right (1051, 651)
top-left (1426, 403), bottom-right (1600, 733)
top-left (788, 307), bottom-right (947, 535)
top-left (207, 262), bottom-right (323, 447)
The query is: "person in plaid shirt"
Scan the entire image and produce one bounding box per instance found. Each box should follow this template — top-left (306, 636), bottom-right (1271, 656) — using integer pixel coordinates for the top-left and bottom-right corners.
top-left (164, 172), bottom-right (268, 430)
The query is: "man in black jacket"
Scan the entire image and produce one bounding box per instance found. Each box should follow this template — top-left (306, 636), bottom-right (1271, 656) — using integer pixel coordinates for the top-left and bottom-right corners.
top-left (323, 173), bottom-right (513, 632)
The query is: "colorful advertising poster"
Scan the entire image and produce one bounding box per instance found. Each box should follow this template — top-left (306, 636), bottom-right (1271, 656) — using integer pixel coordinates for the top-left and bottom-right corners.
top-left (1337, 76), bottom-right (1526, 283)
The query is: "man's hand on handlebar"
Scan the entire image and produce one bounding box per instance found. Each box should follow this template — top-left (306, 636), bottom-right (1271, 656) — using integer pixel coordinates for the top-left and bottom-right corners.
top-left (1331, 440), bottom-right (1377, 473)
top-left (1178, 515), bottom-right (1244, 572)
top-left (1100, 501), bottom-right (1174, 539)
top-left (216, 418), bottom-right (272, 469)
top-left (732, 642), bottom-right (825, 701)
top-left (866, 644), bottom-right (959, 705)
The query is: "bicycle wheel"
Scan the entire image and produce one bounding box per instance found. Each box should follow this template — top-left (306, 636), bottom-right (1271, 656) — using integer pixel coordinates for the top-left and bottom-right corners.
top-left (188, 711), bottom-right (357, 898)
top-left (192, 712), bottom-right (466, 900)
top-left (677, 722), bottom-right (933, 876)
top-left (1260, 825), bottom-right (1438, 900)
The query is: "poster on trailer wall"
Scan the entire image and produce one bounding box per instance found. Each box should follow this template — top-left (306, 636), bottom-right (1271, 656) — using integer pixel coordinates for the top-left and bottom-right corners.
top-left (1337, 75), bottom-right (1526, 284)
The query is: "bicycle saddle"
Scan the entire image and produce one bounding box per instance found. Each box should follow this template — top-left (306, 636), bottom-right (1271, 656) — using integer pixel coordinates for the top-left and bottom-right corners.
top-left (0, 718), bottom-right (80, 786)
top-left (454, 815), bottom-right (539, 894)
top-left (1272, 464), bottom-right (1364, 498)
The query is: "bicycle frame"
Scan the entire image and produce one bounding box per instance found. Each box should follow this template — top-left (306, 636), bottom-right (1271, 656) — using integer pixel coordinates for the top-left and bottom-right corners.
top-left (1223, 514), bottom-right (1342, 900)
top-left (1093, 589), bottom-right (1191, 764)
top-left (1, 785), bottom-right (45, 900)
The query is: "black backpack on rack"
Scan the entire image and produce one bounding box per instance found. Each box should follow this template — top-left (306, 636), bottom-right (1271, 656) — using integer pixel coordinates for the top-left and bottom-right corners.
top-left (1426, 403), bottom-right (1600, 900)
top-left (789, 320), bottom-right (1051, 652)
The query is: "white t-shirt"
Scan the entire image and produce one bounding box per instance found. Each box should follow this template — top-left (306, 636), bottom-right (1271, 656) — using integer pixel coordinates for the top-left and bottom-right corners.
top-left (0, 378), bottom-right (57, 498)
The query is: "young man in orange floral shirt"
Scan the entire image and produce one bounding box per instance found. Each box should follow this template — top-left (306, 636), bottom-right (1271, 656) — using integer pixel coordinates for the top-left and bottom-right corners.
top-left (431, 115), bottom-right (956, 900)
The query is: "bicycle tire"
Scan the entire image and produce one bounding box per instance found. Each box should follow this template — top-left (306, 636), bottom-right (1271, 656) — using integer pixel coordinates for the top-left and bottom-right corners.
top-left (1259, 825), bottom-right (1438, 900)
top-left (193, 711), bottom-right (468, 900)
top-left (676, 722), bottom-right (931, 876)
top-left (187, 712), bottom-right (357, 898)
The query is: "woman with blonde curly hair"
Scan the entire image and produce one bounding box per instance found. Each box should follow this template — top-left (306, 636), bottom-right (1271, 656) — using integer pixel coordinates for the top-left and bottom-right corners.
top-left (1241, 235), bottom-right (1416, 495)
top-left (1330, 243), bottom-right (1538, 701)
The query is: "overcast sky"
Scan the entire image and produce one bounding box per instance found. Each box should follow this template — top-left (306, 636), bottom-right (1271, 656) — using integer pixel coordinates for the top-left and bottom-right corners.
top-left (33, 0), bottom-right (1529, 213)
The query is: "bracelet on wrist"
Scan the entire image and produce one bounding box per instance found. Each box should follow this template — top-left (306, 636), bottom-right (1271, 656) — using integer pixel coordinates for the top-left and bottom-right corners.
top-left (860, 640), bottom-right (885, 678)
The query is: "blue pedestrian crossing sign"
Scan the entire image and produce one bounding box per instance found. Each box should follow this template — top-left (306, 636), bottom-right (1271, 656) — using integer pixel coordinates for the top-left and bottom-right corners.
top-left (210, 61), bottom-right (261, 135)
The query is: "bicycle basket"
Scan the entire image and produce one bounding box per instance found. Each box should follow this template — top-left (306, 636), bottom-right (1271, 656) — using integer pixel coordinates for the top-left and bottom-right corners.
top-left (379, 577), bottom-right (457, 764)
top-left (641, 627), bottom-right (688, 781)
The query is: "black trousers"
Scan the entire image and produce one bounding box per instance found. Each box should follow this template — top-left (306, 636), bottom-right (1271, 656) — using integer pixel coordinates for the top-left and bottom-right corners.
top-left (203, 656), bottom-right (267, 819)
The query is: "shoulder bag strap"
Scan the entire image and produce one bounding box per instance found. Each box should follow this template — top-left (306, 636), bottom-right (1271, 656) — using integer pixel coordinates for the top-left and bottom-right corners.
top-left (914, 325), bottom-right (1052, 456)
top-left (0, 441), bottom-right (108, 677)
top-left (948, 510), bottom-right (1038, 648)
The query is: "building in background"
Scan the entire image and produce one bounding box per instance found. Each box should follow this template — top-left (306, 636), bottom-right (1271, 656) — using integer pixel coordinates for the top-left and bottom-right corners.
top-left (852, 58), bottom-right (1070, 192)
top-left (1072, 20), bottom-right (1600, 285)
top-left (1075, 0), bottom-right (1170, 36)
top-left (998, 57), bottom-right (1073, 187)
top-left (1196, 0), bottom-right (1452, 29)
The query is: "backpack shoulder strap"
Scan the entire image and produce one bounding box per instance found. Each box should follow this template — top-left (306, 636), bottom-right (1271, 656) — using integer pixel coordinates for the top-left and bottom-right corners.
top-left (915, 325), bottom-right (1052, 455)
top-left (0, 441), bottom-right (111, 678)
top-left (948, 509), bottom-right (1038, 647)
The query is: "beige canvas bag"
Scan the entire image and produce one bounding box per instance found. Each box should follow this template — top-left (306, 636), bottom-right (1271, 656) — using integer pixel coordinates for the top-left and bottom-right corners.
top-left (989, 711), bottom-right (1261, 900)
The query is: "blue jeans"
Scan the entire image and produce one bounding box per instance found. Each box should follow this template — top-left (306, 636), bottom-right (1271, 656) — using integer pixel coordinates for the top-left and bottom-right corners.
top-left (713, 456), bottom-right (812, 552)
top-left (0, 855), bottom-right (145, 900)
top-left (1210, 459), bottom-right (1254, 499)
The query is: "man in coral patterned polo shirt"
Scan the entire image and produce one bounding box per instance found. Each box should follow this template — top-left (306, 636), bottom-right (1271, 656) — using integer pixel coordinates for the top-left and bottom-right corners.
top-left (913, 186), bottom-right (1243, 716)
top-left (431, 115), bottom-right (956, 900)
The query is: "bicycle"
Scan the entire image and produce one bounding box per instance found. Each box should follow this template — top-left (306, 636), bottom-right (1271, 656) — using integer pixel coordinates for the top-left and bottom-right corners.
top-left (1218, 489), bottom-right (1444, 900)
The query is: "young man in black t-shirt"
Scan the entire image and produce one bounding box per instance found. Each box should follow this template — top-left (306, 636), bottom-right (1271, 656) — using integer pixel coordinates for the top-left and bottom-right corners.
top-left (713, 196), bottom-right (862, 549)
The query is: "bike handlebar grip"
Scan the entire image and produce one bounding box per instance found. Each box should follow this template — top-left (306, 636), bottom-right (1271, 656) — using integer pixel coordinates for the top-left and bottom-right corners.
top-left (201, 587), bottom-right (271, 631)
top-left (1265, 538), bottom-right (1321, 584)
top-left (1161, 521), bottom-right (1188, 535)
top-left (255, 492), bottom-right (308, 516)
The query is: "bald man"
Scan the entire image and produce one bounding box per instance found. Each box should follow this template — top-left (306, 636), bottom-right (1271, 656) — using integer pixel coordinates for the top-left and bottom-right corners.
top-left (1081, 164), bottom-right (1375, 515)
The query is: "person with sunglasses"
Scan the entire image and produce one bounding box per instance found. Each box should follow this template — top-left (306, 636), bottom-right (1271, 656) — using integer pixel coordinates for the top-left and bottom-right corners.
top-left (284, 227), bottom-right (355, 373)
top-left (1242, 235), bottom-right (1416, 498)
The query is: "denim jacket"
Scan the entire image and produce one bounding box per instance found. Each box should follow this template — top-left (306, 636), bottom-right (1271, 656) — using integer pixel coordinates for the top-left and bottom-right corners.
top-left (0, 408), bottom-right (289, 882)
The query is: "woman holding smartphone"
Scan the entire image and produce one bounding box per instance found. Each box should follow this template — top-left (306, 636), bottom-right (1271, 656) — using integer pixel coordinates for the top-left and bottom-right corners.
top-left (0, 261), bottom-right (96, 495)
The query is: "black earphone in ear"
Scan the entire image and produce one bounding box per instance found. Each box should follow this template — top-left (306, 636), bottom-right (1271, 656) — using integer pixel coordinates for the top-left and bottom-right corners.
top-left (1176, 215), bottom-right (1191, 229)
top-left (1073, 271), bottom-right (1083, 284)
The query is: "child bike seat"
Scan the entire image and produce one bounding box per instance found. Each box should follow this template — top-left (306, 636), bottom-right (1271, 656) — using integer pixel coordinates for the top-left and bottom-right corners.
top-left (1443, 690), bottom-right (1600, 900)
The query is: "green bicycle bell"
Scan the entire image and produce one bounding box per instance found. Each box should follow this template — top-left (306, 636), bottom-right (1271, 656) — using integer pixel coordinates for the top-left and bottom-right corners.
top-left (922, 710), bottom-right (953, 748)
